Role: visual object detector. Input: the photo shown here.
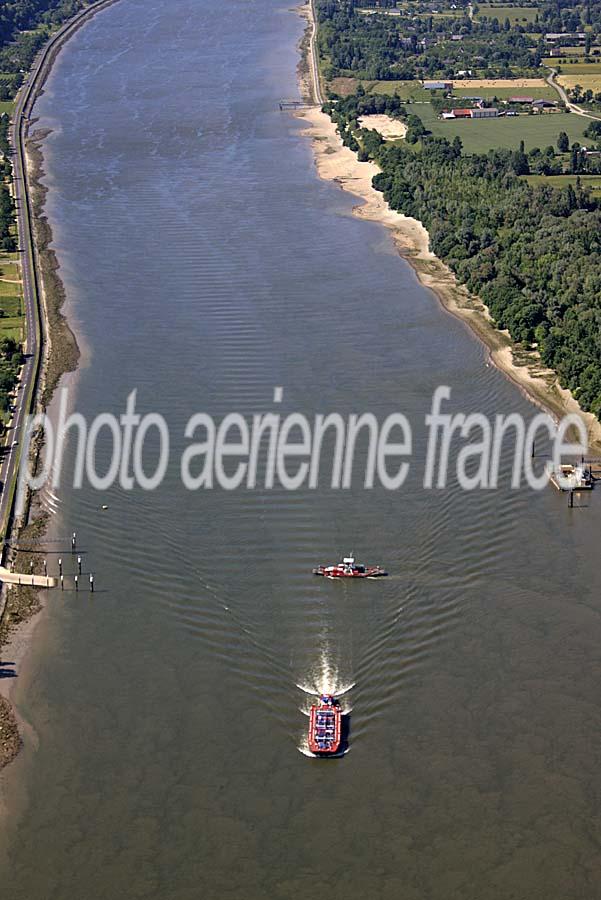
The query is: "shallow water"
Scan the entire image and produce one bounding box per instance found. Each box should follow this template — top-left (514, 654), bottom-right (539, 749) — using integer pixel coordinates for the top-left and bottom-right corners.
top-left (2, 1), bottom-right (601, 897)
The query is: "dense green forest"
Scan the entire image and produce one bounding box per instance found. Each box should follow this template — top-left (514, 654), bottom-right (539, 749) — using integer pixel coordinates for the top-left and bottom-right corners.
top-left (0, 0), bottom-right (93, 100)
top-left (0, 337), bottom-right (24, 415)
top-left (316, 0), bottom-right (601, 81)
top-left (326, 91), bottom-right (601, 418)
top-left (0, 116), bottom-right (16, 252)
top-left (317, 2), bottom-right (542, 80)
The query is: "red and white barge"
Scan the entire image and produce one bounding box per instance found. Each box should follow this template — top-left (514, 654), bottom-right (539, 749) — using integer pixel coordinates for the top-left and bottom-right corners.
top-left (313, 555), bottom-right (387, 578)
top-left (308, 695), bottom-right (342, 755)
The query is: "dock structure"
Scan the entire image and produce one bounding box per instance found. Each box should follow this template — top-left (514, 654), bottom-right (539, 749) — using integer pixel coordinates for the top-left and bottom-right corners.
top-left (0, 566), bottom-right (56, 588)
top-left (547, 462), bottom-right (594, 492)
top-left (279, 99), bottom-right (312, 111)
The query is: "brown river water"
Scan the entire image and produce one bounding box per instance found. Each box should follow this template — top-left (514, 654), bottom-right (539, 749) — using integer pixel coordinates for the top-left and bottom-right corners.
top-left (1, 1), bottom-right (601, 897)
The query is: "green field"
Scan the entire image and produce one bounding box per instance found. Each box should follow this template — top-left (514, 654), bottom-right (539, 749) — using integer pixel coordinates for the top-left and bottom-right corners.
top-left (0, 253), bottom-right (23, 341)
top-left (553, 62), bottom-right (601, 74)
top-left (0, 280), bottom-right (19, 297)
top-left (417, 104), bottom-right (589, 151)
top-left (454, 85), bottom-right (557, 100)
top-left (523, 173), bottom-right (601, 195)
top-left (0, 262), bottom-right (19, 279)
top-left (543, 53), bottom-right (585, 65)
top-left (0, 296), bottom-right (22, 316)
top-left (476, 5), bottom-right (539, 22)
top-left (367, 80), bottom-right (434, 102)
top-left (0, 319), bottom-right (23, 342)
top-left (0, 278), bottom-right (21, 297)
top-left (0, 102), bottom-right (14, 117)
top-left (363, 80), bottom-right (557, 102)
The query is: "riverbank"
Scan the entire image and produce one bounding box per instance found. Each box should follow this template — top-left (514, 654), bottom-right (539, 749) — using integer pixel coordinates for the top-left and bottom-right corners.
top-left (0, 0), bottom-right (121, 773)
top-left (296, 4), bottom-right (601, 453)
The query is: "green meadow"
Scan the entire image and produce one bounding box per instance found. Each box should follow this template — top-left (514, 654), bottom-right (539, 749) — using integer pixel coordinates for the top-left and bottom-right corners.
top-left (476, 5), bottom-right (539, 22)
top-left (0, 253), bottom-right (24, 342)
top-left (523, 173), bottom-right (601, 195)
top-left (417, 104), bottom-right (589, 152)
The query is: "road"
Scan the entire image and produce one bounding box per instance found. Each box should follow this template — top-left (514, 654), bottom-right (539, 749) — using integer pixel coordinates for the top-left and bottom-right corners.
top-left (545, 68), bottom-right (601, 121)
top-left (0, 56), bottom-right (42, 541)
top-left (308, 0), bottom-right (323, 106)
top-left (0, 0), bottom-right (120, 547)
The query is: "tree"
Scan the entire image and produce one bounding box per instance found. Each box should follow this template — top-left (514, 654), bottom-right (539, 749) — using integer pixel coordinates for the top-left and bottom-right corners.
top-left (557, 131), bottom-right (569, 153)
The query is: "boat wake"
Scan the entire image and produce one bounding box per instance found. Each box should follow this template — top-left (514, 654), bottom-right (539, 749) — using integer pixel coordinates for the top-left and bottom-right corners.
top-left (295, 650), bottom-right (355, 705)
top-left (295, 650), bottom-right (354, 755)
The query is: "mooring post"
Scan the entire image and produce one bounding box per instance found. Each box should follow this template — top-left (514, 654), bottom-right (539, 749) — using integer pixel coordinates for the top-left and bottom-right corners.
top-left (43, 559), bottom-right (47, 576)
top-left (89, 573), bottom-right (94, 594)
top-left (58, 557), bottom-right (63, 576)
top-left (71, 532), bottom-right (76, 553)
top-left (60, 574), bottom-right (64, 591)
top-left (77, 555), bottom-right (82, 575)
top-left (569, 490), bottom-right (574, 508)
top-left (75, 575), bottom-right (78, 592)
top-left (29, 560), bottom-right (33, 574)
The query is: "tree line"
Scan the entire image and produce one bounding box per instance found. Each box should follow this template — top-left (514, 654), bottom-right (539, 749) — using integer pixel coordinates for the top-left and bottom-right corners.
top-left (0, 116), bottom-right (16, 253)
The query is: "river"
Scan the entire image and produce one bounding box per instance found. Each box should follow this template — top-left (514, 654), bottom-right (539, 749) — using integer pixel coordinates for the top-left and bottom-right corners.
top-left (1, 0), bottom-right (601, 897)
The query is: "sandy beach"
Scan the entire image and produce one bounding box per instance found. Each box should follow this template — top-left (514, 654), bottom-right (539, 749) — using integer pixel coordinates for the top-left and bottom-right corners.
top-left (295, 102), bottom-right (601, 452)
top-left (358, 114), bottom-right (407, 140)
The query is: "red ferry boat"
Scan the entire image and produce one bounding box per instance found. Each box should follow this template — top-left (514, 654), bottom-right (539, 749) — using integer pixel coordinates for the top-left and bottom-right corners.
top-left (313, 555), bottom-right (387, 578)
top-left (308, 695), bottom-right (341, 755)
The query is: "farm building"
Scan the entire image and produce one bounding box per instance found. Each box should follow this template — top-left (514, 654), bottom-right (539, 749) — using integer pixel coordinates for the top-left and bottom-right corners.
top-left (441, 108), bottom-right (499, 119)
top-left (545, 32), bottom-right (586, 43)
top-left (509, 96), bottom-right (534, 104)
top-left (470, 107), bottom-right (499, 118)
top-left (423, 80), bottom-right (453, 90)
